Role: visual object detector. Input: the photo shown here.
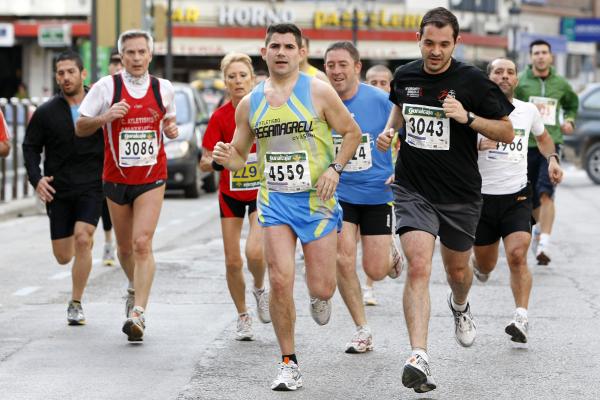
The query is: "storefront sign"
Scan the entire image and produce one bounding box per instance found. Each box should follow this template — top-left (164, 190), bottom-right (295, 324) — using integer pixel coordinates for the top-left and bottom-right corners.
top-left (314, 10), bottom-right (421, 30)
top-left (172, 6), bottom-right (200, 23)
top-left (0, 23), bottom-right (15, 47)
top-left (38, 24), bottom-right (71, 47)
top-left (562, 18), bottom-right (600, 43)
top-left (219, 5), bottom-right (295, 27)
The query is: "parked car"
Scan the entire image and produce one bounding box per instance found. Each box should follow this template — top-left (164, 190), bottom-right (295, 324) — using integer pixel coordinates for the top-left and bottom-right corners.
top-left (563, 83), bottom-right (600, 184)
top-left (164, 83), bottom-right (217, 198)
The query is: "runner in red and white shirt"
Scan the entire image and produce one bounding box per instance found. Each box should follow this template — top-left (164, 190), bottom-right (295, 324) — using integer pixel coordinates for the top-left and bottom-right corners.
top-left (0, 109), bottom-right (10, 157)
top-left (76, 30), bottom-right (178, 342)
top-left (200, 52), bottom-right (269, 341)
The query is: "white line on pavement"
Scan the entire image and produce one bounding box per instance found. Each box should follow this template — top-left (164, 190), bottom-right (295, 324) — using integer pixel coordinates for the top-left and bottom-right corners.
top-left (48, 271), bottom-right (71, 280)
top-left (12, 286), bottom-right (41, 296)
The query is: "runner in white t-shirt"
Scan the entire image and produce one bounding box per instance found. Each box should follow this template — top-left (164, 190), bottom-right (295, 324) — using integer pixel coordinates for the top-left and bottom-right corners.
top-left (472, 58), bottom-right (562, 344)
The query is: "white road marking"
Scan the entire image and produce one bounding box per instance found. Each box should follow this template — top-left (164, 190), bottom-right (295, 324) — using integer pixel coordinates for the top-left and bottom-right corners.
top-left (12, 286), bottom-right (41, 296)
top-left (48, 271), bottom-right (71, 280)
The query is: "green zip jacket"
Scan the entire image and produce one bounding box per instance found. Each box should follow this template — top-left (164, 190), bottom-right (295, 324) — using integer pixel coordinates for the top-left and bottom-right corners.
top-left (514, 66), bottom-right (578, 146)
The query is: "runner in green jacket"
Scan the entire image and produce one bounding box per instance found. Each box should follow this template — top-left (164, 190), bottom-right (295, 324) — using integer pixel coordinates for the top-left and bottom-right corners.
top-left (514, 39), bottom-right (579, 266)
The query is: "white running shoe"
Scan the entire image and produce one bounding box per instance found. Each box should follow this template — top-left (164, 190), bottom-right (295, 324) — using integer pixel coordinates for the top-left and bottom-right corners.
top-left (536, 242), bottom-right (551, 266)
top-left (505, 313), bottom-right (529, 343)
top-left (271, 360), bottom-right (303, 391)
top-left (402, 354), bottom-right (437, 393)
top-left (253, 287), bottom-right (271, 324)
top-left (447, 293), bottom-right (476, 347)
top-left (388, 238), bottom-right (405, 279)
top-left (363, 286), bottom-right (378, 306)
top-left (235, 313), bottom-right (254, 341)
top-left (470, 254), bottom-right (490, 283)
top-left (309, 297), bottom-right (332, 326)
top-left (67, 300), bottom-right (86, 325)
top-left (102, 242), bottom-right (116, 266)
top-left (122, 306), bottom-right (145, 342)
top-left (345, 326), bottom-right (374, 353)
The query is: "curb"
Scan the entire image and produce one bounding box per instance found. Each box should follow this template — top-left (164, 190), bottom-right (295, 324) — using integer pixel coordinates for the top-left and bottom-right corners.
top-left (0, 196), bottom-right (41, 222)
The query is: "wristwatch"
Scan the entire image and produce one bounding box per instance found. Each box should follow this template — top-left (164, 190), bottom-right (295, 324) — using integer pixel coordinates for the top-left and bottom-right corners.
top-left (465, 111), bottom-right (476, 126)
top-left (329, 163), bottom-right (343, 175)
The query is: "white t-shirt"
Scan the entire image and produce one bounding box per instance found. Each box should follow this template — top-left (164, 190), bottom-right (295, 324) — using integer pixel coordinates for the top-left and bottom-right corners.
top-left (478, 98), bottom-right (544, 195)
top-left (79, 71), bottom-right (176, 120)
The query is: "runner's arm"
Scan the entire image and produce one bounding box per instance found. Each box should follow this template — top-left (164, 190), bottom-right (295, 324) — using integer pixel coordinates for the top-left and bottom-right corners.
top-left (213, 96), bottom-right (254, 171)
top-left (471, 115), bottom-right (514, 144)
top-left (377, 105), bottom-right (404, 152)
top-left (0, 140), bottom-right (9, 158)
top-left (316, 81), bottom-right (362, 167)
top-left (535, 130), bottom-right (562, 184)
top-left (199, 149), bottom-right (214, 172)
top-left (561, 83), bottom-right (579, 133)
top-left (76, 100), bottom-right (130, 137)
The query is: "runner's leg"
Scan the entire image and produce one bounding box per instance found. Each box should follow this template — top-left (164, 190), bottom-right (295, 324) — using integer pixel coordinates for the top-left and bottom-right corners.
top-left (442, 245), bottom-right (473, 305)
top-left (51, 237), bottom-right (75, 266)
top-left (221, 217), bottom-right (248, 314)
top-left (70, 221), bottom-right (96, 301)
top-left (362, 234), bottom-right (393, 280)
top-left (503, 232), bottom-right (532, 308)
top-left (130, 185), bottom-right (165, 309)
top-left (337, 221), bottom-right (366, 326)
top-left (107, 199), bottom-right (135, 284)
top-left (400, 230), bottom-right (435, 350)
top-left (303, 229), bottom-right (338, 300)
top-left (245, 211), bottom-right (266, 290)
top-left (472, 241), bottom-right (500, 275)
top-left (264, 225), bottom-right (297, 355)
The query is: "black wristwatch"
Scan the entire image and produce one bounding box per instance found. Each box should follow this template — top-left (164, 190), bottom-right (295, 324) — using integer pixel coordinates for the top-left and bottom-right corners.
top-left (329, 163), bottom-right (343, 175)
top-left (465, 111), bottom-right (476, 126)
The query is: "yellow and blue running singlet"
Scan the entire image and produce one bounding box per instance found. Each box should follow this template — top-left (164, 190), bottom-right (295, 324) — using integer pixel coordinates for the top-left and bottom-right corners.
top-left (305, 65), bottom-right (319, 77)
top-left (249, 72), bottom-right (342, 243)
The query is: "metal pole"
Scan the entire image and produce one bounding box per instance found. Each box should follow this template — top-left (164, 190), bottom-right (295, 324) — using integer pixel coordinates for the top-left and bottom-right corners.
top-left (10, 101), bottom-right (18, 200)
top-left (166, 0), bottom-right (173, 81)
top-left (91, 0), bottom-right (98, 82)
top-left (352, 7), bottom-right (358, 46)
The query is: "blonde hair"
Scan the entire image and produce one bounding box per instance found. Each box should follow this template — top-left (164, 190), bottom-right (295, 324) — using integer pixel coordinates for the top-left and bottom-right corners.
top-left (220, 52), bottom-right (254, 77)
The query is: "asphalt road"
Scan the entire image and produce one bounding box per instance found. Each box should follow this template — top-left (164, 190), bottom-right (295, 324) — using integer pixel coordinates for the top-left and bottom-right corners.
top-left (0, 166), bottom-right (599, 400)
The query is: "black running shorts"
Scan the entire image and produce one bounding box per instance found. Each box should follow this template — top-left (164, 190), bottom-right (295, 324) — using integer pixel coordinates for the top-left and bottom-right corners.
top-left (219, 191), bottom-right (257, 218)
top-left (46, 189), bottom-right (103, 240)
top-left (103, 180), bottom-right (165, 206)
top-left (391, 184), bottom-right (482, 252)
top-left (474, 185), bottom-right (533, 246)
top-left (339, 201), bottom-right (393, 235)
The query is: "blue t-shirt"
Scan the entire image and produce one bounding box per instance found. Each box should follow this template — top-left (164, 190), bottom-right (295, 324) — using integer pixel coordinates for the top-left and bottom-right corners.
top-left (335, 83), bottom-right (393, 205)
top-left (70, 104), bottom-right (80, 124)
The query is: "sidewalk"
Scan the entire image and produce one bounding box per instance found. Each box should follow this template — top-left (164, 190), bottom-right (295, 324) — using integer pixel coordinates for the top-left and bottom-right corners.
top-left (0, 196), bottom-right (40, 221)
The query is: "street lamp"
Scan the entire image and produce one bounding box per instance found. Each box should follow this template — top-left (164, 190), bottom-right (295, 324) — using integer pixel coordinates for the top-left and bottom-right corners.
top-left (508, 2), bottom-right (521, 61)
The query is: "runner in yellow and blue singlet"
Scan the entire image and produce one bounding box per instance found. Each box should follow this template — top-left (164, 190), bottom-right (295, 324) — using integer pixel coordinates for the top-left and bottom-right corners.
top-left (249, 72), bottom-right (342, 243)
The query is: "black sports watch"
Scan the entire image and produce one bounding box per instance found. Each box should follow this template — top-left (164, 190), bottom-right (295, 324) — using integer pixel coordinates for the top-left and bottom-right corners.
top-left (465, 111), bottom-right (476, 126)
top-left (329, 163), bottom-right (343, 175)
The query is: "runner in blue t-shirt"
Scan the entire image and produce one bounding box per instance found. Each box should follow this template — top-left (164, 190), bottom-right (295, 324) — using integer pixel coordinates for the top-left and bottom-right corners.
top-left (324, 41), bottom-right (405, 354)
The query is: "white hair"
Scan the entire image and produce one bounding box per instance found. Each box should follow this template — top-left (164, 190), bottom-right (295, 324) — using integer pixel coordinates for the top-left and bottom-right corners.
top-left (117, 29), bottom-right (154, 54)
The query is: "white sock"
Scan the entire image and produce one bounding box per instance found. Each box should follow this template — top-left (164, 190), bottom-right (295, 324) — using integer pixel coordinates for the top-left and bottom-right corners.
top-left (539, 233), bottom-right (550, 247)
top-left (515, 307), bottom-right (528, 319)
top-left (532, 224), bottom-right (540, 237)
top-left (412, 348), bottom-right (429, 363)
top-left (451, 295), bottom-right (468, 312)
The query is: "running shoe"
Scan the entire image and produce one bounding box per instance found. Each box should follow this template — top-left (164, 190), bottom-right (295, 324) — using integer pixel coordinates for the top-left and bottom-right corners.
top-left (271, 360), bottom-right (303, 391)
top-left (253, 287), bottom-right (271, 324)
top-left (470, 254), bottom-right (490, 283)
top-left (447, 293), bottom-right (476, 347)
top-left (345, 326), bottom-right (373, 354)
top-left (122, 306), bottom-right (145, 342)
top-left (402, 354), bottom-right (437, 393)
top-left (309, 297), bottom-right (332, 326)
top-left (536, 242), bottom-right (551, 266)
top-left (67, 300), bottom-right (86, 325)
top-left (388, 238), bottom-right (405, 279)
top-left (102, 242), bottom-right (116, 267)
top-left (363, 286), bottom-right (378, 306)
top-left (505, 313), bottom-right (529, 343)
top-left (235, 313), bottom-right (254, 341)
top-left (124, 288), bottom-right (135, 318)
